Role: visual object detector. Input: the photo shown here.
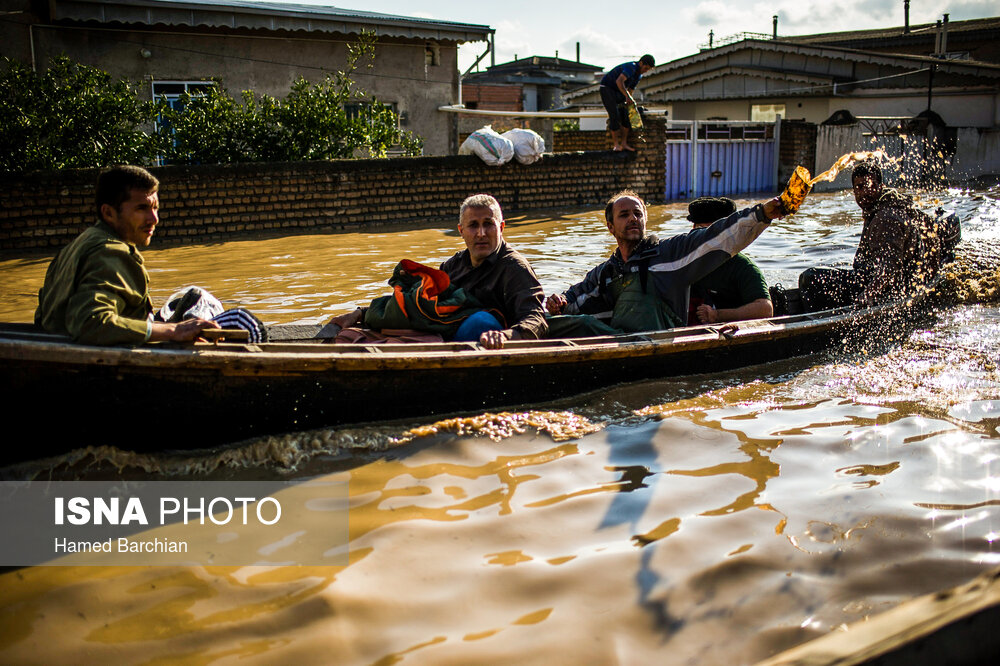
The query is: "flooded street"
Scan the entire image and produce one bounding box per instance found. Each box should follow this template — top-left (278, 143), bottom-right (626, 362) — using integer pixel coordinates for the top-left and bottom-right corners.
top-left (1, 187), bottom-right (999, 664)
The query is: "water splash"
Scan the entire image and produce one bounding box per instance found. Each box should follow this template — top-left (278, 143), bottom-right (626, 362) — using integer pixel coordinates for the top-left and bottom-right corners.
top-left (399, 411), bottom-right (603, 443)
top-left (9, 411), bottom-right (603, 479)
top-left (809, 149), bottom-right (888, 186)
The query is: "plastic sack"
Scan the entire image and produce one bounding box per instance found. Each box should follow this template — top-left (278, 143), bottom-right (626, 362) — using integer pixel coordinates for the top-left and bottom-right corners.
top-left (627, 104), bottom-right (643, 129)
top-left (501, 128), bottom-right (545, 165)
top-left (459, 126), bottom-right (514, 166)
top-left (158, 286), bottom-right (224, 322)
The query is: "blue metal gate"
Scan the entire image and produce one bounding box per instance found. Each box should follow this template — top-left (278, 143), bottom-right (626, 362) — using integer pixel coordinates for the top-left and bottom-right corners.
top-left (664, 120), bottom-right (779, 200)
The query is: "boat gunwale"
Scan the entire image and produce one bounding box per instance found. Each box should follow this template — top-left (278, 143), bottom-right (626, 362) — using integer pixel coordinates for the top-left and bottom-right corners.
top-left (0, 302), bottom-right (894, 373)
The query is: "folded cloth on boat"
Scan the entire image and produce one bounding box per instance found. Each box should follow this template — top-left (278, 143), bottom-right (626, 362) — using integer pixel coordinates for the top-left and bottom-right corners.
top-left (363, 259), bottom-right (504, 338)
top-left (213, 308), bottom-right (267, 343)
top-left (157, 285), bottom-right (267, 343)
top-left (159, 286), bottom-right (223, 321)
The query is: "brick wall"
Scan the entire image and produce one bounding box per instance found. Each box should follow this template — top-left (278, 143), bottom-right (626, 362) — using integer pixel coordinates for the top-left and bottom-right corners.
top-left (461, 84), bottom-right (523, 112)
top-left (0, 119), bottom-right (667, 253)
top-left (552, 130), bottom-right (613, 152)
top-left (779, 120), bottom-right (817, 186)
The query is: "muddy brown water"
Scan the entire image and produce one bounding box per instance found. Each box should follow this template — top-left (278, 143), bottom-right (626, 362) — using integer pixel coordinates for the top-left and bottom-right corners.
top-left (1, 188), bottom-right (999, 664)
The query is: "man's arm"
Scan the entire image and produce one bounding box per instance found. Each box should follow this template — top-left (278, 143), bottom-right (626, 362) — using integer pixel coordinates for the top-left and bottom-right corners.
top-left (64, 249), bottom-right (156, 346)
top-left (656, 198), bottom-right (783, 288)
top-left (697, 254), bottom-right (772, 323)
top-left (66, 247), bottom-right (218, 345)
top-left (149, 319), bottom-right (220, 342)
top-left (696, 298), bottom-right (773, 324)
top-left (490, 256), bottom-right (548, 347)
top-left (556, 261), bottom-right (615, 318)
top-left (615, 73), bottom-right (635, 105)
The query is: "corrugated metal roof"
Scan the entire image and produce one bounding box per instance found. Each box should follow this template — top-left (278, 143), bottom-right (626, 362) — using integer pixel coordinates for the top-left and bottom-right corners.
top-left (564, 38), bottom-right (1000, 102)
top-left (48, 0), bottom-right (493, 43)
top-left (787, 16), bottom-right (1000, 45)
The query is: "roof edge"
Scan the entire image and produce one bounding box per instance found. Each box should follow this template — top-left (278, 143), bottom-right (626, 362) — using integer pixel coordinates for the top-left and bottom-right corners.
top-left (48, 0), bottom-right (494, 42)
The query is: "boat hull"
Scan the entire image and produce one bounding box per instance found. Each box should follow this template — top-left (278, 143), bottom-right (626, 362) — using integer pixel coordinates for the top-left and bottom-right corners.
top-left (0, 302), bottom-right (920, 464)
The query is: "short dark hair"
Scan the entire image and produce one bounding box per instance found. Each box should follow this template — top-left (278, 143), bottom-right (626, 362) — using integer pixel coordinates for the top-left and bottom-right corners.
top-left (852, 160), bottom-right (883, 185)
top-left (687, 197), bottom-right (736, 224)
top-left (639, 54), bottom-right (655, 68)
top-left (96, 165), bottom-right (159, 220)
top-left (605, 189), bottom-right (643, 224)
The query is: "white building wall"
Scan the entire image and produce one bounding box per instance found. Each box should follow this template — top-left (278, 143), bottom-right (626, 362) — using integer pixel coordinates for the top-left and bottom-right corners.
top-left (949, 128), bottom-right (1000, 180)
top-left (832, 92), bottom-right (997, 128)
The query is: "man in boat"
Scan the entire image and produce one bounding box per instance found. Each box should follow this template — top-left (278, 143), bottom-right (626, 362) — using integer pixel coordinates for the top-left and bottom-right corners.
top-left (545, 190), bottom-right (784, 332)
top-left (600, 54), bottom-right (655, 151)
top-left (35, 165), bottom-right (220, 345)
top-left (798, 159), bottom-right (953, 311)
top-left (686, 197), bottom-right (773, 325)
top-left (331, 194), bottom-right (547, 349)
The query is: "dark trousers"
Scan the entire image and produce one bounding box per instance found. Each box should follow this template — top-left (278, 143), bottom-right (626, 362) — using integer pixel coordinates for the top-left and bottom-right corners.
top-left (599, 86), bottom-right (627, 132)
top-left (798, 267), bottom-right (860, 312)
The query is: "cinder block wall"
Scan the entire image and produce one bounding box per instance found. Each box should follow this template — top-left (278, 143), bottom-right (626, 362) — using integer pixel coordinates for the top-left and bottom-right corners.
top-left (0, 119), bottom-right (667, 253)
top-left (552, 130), bottom-right (613, 152)
top-left (779, 120), bottom-right (818, 185)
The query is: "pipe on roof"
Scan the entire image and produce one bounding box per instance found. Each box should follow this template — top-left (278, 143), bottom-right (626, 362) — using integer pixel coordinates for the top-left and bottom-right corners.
top-left (437, 104), bottom-right (667, 118)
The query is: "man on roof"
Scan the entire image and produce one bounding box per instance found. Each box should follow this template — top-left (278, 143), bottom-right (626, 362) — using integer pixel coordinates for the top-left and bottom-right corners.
top-left (600, 54), bottom-right (655, 152)
top-left (35, 165), bottom-right (221, 345)
top-left (686, 197), bottom-right (773, 325)
top-left (331, 194), bottom-right (547, 349)
top-left (545, 190), bottom-right (784, 333)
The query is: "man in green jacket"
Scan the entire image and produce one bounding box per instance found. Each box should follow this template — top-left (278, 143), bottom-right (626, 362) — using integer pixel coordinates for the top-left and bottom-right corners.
top-left (35, 165), bottom-right (218, 345)
top-left (686, 197), bottom-right (772, 325)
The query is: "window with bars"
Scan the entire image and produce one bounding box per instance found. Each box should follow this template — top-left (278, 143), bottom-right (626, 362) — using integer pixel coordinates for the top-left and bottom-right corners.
top-left (152, 81), bottom-right (216, 164)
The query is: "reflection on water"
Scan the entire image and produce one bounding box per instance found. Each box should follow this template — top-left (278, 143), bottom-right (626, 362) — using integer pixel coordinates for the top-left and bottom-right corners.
top-left (1, 187), bottom-right (999, 664)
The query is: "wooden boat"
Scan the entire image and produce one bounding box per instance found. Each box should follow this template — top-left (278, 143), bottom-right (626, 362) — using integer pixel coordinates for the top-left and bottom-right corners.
top-left (0, 287), bottom-right (935, 464)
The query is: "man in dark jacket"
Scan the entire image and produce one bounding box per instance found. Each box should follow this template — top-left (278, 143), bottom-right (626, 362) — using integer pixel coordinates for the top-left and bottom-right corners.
top-left (799, 160), bottom-right (941, 311)
top-left (438, 194), bottom-right (547, 348)
top-left (331, 194), bottom-right (547, 349)
top-left (545, 190), bottom-right (784, 333)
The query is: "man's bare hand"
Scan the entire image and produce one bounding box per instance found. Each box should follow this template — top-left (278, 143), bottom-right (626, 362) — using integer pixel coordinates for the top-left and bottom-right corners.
top-left (546, 294), bottom-right (567, 314)
top-left (762, 197), bottom-right (784, 220)
top-left (695, 304), bottom-right (718, 324)
top-left (150, 318), bottom-right (220, 342)
top-left (328, 308), bottom-right (364, 330)
top-left (479, 329), bottom-right (509, 350)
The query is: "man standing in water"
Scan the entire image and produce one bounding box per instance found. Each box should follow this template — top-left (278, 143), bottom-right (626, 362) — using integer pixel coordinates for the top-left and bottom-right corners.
top-left (600, 55), bottom-right (655, 152)
top-left (331, 194), bottom-right (547, 349)
top-left (798, 160), bottom-right (949, 310)
top-left (35, 165), bottom-right (219, 345)
top-left (545, 190), bottom-right (783, 333)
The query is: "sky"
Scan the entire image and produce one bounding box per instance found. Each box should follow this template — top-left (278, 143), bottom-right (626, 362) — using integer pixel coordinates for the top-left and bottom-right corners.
top-left (274, 0), bottom-right (999, 72)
